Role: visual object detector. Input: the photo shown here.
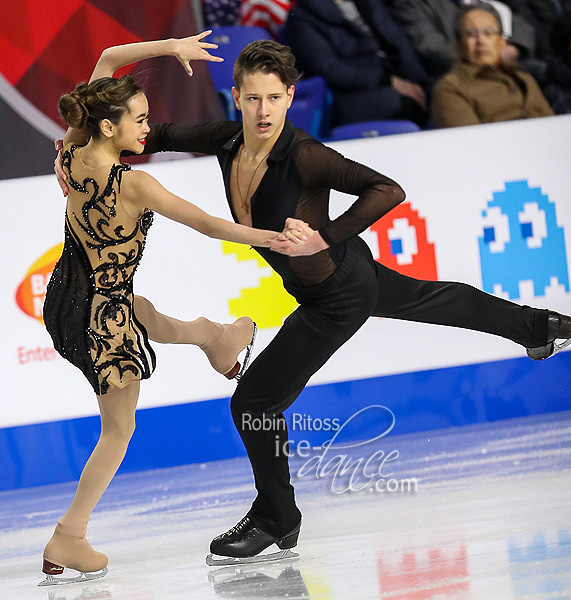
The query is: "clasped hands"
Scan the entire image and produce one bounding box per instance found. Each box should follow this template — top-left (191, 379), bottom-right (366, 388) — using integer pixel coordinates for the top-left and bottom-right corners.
top-left (270, 218), bottom-right (329, 256)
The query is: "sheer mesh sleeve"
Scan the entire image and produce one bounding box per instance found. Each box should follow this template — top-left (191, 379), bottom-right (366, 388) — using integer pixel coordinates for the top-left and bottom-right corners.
top-left (143, 121), bottom-right (242, 156)
top-left (293, 141), bottom-right (405, 247)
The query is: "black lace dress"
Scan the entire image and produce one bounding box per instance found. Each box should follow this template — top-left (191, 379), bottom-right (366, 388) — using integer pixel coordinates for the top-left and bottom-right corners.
top-left (44, 145), bottom-right (156, 395)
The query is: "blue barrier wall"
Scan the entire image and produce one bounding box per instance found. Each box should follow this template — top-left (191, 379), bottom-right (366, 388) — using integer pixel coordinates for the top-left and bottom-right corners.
top-left (2, 352), bottom-right (569, 491)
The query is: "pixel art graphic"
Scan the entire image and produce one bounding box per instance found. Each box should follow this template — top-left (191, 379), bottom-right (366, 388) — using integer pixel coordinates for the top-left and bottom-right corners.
top-left (509, 531), bottom-right (571, 597)
top-left (479, 180), bottom-right (569, 299)
top-left (370, 202), bottom-right (438, 280)
top-left (222, 203), bottom-right (439, 329)
top-left (222, 241), bottom-right (298, 329)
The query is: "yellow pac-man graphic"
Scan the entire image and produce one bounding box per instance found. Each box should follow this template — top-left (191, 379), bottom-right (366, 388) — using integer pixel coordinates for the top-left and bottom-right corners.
top-left (222, 242), bottom-right (298, 329)
top-left (15, 243), bottom-right (63, 326)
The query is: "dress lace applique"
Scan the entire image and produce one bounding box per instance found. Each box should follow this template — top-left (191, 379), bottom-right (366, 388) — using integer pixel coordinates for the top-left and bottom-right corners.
top-left (44, 145), bottom-right (156, 395)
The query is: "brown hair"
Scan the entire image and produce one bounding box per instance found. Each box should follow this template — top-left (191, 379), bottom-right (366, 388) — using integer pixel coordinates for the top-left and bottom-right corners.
top-left (59, 75), bottom-right (143, 138)
top-left (233, 40), bottom-right (301, 90)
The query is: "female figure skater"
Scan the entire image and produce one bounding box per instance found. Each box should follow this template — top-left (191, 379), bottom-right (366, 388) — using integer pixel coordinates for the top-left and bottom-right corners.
top-left (40, 32), bottom-right (304, 586)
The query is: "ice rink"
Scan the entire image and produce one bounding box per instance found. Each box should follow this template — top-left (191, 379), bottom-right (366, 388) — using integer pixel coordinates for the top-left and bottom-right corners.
top-left (1, 410), bottom-right (570, 600)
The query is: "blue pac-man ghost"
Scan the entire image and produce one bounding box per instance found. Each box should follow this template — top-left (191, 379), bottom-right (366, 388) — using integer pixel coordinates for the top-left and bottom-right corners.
top-left (479, 180), bottom-right (569, 299)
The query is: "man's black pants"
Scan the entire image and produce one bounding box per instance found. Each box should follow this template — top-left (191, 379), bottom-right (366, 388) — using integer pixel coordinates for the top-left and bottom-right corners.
top-left (231, 237), bottom-right (549, 537)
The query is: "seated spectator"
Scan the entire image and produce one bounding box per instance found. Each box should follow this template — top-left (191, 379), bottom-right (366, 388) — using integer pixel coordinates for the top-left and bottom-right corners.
top-left (431, 2), bottom-right (553, 127)
top-left (546, 9), bottom-right (571, 113)
top-left (552, 9), bottom-right (571, 65)
top-left (500, 0), bottom-right (560, 61)
top-left (388, 0), bottom-right (537, 78)
top-left (285, 0), bottom-right (431, 127)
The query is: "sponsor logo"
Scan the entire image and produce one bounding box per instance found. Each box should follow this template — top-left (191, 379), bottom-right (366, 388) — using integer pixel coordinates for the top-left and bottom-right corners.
top-left (15, 244), bottom-right (63, 326)
top-left (479, 180), bottom-right (569, 299)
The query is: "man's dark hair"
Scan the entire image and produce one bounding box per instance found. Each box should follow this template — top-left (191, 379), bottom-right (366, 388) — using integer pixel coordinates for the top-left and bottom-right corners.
top-left (233, 40), bottom-right (301, 90)
top-left (455, 2), bottom-right (504, 40)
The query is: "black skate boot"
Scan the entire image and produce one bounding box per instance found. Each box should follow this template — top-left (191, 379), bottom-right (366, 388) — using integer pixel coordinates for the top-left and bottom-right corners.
top-left (206, 516), bottom-right (301, 566)
top-left (526, 313), bottom-right (571, 361)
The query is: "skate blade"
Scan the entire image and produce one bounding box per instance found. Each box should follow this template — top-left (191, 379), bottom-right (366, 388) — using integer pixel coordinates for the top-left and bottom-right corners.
top-left (554, 337), bottom-right (571, 355)
top-left (234, 322), bottom-right (257, 381)
top-left (38, 566), bottom-right (108, 586)
top-left (206, 548), bottom-right (298, 567)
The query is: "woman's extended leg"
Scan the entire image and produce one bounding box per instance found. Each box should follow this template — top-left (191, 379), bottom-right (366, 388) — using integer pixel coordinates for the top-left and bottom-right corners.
top-left (133, 295), bottom-right (255, 377)
top-left (42, 380), bottom-right (139, 578)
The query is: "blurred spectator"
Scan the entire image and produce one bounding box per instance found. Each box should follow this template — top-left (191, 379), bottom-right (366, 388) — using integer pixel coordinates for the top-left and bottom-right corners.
top-left (552, 9), bottom-right (571, 63)
top-left (431, 3), bottom-right (553, 126)
top-left (481, 3), bottom-right (571, 114)
top-left (545, 9), bottom-right (571, 113)
top-left (388, 0), bottom-right (537, 78)
top-left (500, 0), bottom-right (561, 60)
top-left (285, 0), bottom-right (431, 127)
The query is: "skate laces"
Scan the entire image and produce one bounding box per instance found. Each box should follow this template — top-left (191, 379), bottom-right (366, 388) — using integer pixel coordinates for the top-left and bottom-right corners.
top-left (226, 516), bottom-right (258, 540)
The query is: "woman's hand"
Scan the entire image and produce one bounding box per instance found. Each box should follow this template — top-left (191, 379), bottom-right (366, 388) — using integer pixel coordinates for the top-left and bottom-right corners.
top-left (278, 218), bottom-right (312, 243)
top-left (270, 218), bottom-right (330, 256)
top-left (172, 30), bottom-right (224, 76)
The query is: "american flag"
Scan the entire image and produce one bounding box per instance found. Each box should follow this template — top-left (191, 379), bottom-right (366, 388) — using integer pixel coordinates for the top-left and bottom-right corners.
top-left (239, 0), bottom-right (293, 38)
top-left (203, 0), bottom-right (241, 27)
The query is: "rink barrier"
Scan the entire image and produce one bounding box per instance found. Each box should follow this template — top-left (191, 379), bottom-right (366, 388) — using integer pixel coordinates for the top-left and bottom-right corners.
top-left (2, 116), bottom-right (571, 491)
top-left (1, 352), bottom-right (569, 491)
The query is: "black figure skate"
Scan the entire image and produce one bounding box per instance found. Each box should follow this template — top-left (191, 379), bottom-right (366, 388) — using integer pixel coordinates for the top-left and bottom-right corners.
top-left (206, 516), bottom-right (301, 567)
top-left (526, 313), bottom-right (571, 360)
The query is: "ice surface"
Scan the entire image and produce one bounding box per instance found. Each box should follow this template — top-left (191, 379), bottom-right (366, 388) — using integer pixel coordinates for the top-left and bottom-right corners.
top-left (1, 411), bottom-right (570, 599)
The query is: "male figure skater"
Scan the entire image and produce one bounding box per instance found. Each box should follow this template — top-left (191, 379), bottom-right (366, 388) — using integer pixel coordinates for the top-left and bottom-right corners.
top-left (57, 39), bottom-right (571, 565)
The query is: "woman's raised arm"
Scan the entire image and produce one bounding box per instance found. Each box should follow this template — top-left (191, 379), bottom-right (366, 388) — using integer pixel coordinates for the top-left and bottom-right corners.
top-left (89, 31), bottom-right (223, 81)
top-left (59, 31), bottom-right (224, 188)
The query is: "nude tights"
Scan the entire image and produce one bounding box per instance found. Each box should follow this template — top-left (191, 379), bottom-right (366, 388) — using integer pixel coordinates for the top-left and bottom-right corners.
top-left (45, 295), bottom-right (253, 569)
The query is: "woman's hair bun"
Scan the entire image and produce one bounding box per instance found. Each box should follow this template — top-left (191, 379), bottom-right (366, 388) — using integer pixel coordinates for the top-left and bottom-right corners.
top-left (59, 82), bottom-right (90, 129)
top-left (58, 75), bottom-right (142, 136)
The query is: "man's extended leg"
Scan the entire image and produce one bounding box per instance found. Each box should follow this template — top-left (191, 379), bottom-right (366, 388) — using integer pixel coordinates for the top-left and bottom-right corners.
top-left (370, 261), bottom-right (551, 346)
top-left (369, 257), bottom-right (571, 359)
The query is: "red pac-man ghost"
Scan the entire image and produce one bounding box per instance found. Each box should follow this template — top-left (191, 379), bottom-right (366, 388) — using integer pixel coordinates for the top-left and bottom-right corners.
top-left (370, 202), bottom-right (438, 280)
